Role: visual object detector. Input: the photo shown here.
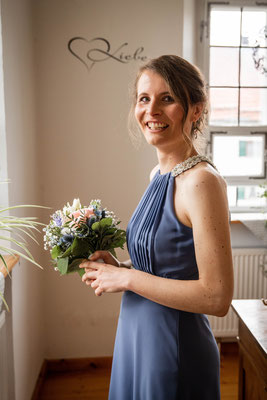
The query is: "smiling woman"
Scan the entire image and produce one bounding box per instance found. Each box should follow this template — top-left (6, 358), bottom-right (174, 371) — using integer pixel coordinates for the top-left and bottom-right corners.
top-left (130, 54), bottom-right (208, 154)
top-left (80, 55), bottom-right (233, 400)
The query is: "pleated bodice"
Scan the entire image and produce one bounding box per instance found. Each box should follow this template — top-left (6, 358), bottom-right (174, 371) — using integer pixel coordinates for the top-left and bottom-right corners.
top-left (127, 170), bottom-right (198, 280)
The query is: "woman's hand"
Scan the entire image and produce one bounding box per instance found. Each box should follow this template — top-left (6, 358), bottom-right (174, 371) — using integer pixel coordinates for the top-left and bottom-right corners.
top-left (79, 251), bottom-right (131, 296)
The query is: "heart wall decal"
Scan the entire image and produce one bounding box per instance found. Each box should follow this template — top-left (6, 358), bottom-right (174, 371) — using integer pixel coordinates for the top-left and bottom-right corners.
top-left (68, 37), bottom-right (148, 72)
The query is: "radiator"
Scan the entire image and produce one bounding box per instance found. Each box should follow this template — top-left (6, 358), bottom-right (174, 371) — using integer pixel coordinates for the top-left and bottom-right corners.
top-left (208, 248), bottom-right (267, 338)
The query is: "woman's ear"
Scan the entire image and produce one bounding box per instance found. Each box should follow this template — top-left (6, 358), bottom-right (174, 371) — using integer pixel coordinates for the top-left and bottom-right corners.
top-left (191, 102), bottom-right (204, 122)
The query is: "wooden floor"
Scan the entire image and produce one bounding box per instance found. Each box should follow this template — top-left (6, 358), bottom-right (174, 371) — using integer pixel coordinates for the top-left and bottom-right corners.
top-left (38, 342), bottom-right (239, 400)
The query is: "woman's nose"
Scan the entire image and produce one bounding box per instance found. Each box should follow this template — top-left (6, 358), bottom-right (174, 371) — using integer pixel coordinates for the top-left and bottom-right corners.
top-left (147, 99), bottom-right (161, 115)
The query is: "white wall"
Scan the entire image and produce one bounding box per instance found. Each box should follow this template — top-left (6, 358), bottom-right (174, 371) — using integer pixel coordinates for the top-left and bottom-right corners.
top-left (1, 0), bottom-right (44, 399)
top-left (182, 0), bottom-right (196, 63)
top-left (0, 1), bottom-right (262, 398)
top-left (34, 0), bottom-right (185, 358)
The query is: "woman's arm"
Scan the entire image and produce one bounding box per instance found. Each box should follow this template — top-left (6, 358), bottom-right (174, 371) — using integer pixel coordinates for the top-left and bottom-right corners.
top-left (81, 168), bottom-right (233, 317)
top-left (126, 168), bottom-right (233, 316)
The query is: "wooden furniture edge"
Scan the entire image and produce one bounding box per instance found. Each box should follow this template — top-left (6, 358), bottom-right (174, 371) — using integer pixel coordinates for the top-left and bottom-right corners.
top-left (0, 255), bottom-right (20, 277)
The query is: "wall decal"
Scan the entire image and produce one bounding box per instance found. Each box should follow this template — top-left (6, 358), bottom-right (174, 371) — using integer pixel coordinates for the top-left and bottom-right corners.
top-left (68, 37), bottom-right (147, 72)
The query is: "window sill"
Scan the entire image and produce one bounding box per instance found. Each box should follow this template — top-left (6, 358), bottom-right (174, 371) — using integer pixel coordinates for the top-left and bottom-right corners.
top-left (0, 255), bottom-right (20, 278)
top-left (231, 213), bottom-right (267, 222)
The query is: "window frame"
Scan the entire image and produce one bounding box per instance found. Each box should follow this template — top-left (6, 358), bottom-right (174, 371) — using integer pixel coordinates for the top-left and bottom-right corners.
top-left (198, 0), bottom-right (267, 213)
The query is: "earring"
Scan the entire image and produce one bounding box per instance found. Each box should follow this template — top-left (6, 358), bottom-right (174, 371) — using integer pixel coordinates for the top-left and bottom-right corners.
top-left (192, 122), bottom-right (197, 139)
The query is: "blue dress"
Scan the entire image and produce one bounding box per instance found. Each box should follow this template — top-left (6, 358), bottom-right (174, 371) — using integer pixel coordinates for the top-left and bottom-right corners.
top-left (109, 158), bottom-right (221, 400)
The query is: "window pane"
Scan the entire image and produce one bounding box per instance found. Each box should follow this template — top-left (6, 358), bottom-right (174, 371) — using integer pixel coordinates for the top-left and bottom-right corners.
top-left (227, 185), bottom-right (267, 208)
top-left (240, 88), bottom-right (267, 126)
top-left (210, 47), bottom-right (239, 86)
top-left (242, 10), bottom-right (267, 47)
top-left (209, 88), bottom-right (238, 126)
top-left (212, 135), bottom-right (265, 177)
top-left (227, 186), bottom-right (237, 207)
top-left (240, 48), bottom-right (267, 87)
top-left (210, 9), bottom-right (241, 46)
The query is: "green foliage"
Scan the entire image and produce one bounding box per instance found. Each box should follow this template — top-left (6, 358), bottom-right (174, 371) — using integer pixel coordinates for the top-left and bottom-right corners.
top-left (0, 202), bottom-right (47, 311)
top-left (52, 217), bottom-right (126, 275)
top-left (57, 257), bottom-right (69, 275)
top-left (51, 245), bottom-right (62, 259)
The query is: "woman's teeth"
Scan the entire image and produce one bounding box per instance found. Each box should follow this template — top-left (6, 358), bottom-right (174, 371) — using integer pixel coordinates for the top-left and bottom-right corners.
top-left (147, 122), bottom-right (168, 130)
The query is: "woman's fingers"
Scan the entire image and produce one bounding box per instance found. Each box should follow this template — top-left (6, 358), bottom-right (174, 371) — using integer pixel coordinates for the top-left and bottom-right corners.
top-left (89, 250), bottom-right (111, 263)
top-left (95, 287), bottom-right (103, 296)
top-left (80, 260), bottom-right (105, 270)
top-left (79, 251), bottom-right (120, 268)
top-left (82, 270), bottom-right (98, 282)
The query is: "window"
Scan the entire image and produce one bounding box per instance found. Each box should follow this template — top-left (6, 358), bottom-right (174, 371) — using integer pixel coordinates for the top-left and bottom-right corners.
top-left (199, 1), bottom-right (267, 213)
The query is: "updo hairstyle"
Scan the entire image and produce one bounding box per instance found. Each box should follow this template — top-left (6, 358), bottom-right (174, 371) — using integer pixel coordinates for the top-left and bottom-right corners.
top-left (129, 55), bottom-right (208, 151)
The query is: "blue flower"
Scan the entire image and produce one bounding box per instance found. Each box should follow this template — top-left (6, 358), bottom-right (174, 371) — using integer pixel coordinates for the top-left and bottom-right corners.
top-left (94, 209), bottom-right (102, 218)
top-left (53, 213), bottom-right (62, 227)
top-left (87, 216), bottom-right (96, 228)
top-left (59, 234), bottom-right (74, 247)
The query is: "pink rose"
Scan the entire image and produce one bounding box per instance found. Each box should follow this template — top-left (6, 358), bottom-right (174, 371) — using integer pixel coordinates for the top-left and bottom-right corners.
top-left (72, 210), bottom-right (82, 219)
top-left (83, 207), bottom-right (95, 219)
top-left (70, 207), bottom-right (95, 226)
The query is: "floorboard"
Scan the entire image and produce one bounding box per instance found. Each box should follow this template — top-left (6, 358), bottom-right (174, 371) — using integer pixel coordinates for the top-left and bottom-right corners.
top-left (38, 342), bottom-right (239, 400)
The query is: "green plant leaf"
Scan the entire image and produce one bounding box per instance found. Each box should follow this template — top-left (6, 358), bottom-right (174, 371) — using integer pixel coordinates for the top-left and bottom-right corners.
top-left (108, 248), bottom-right (116, 257)
top-left (99, 218), bottom-right (112, 228)
top-left (51, 245), bottom-right (63, 259)
top-left (77, 267), bottom-right (85, 277)
top-left (0, 245), bottom-right (43, 268)
top-left (0, 253), bottom-right (9, 277)
top-left (0, 204), bottom-right (49, 214)
top-left (0, 291), bottom-right (9, 312)
top-left (57, 257), bottom-right (69, 275)
top-left (68, 258), bottom-right (86, 273)
top-left (91, 222), bottom-right (100, 231)
top-left (60, 245), bottom-right (72, 258)
top-left (0, 235), bottom-right (35, 260)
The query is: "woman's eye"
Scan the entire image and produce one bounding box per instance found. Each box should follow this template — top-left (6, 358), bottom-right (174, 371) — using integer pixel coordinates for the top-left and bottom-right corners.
top-left (139, 96), bottom-right (149, 103)
top-left (162, 95), bottom-right (174, 102)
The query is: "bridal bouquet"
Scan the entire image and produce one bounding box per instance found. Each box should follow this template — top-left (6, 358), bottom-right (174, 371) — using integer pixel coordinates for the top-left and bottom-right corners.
top-left (43, 199), bottom-right (126, 276)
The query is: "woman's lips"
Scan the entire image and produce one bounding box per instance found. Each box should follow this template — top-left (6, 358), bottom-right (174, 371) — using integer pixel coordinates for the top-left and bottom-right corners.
top-left (146, 122), bottom-right (169, 131)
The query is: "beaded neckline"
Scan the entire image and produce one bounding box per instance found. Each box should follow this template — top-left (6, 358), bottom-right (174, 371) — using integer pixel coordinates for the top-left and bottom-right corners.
top-left (171, 155), bottom-right (217, 178)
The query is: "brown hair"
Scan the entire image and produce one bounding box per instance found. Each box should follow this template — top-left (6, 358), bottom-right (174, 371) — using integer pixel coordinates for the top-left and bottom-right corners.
top-left (129, 55), bottom-right (208, 150)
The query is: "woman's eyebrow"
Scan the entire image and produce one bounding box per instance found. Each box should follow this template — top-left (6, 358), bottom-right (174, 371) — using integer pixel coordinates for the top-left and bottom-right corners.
top-left (137, 91), bottom-right (171, 97)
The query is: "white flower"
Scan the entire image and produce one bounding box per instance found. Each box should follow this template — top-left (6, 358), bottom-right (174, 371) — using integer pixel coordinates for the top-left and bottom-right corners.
top-left (63, 205), bottom-right (71, 216)
top-left (61, 227), bottom-right (71, 235)
top-left (72, 198), bottom-right (81, 211)
top-left (62, 198), bottom-right (81, 216)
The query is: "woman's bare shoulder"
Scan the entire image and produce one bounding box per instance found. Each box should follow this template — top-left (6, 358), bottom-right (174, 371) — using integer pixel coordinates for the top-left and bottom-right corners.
top-left (178, 162), bottom-right (229, 225)
top-left (181, 162), bottom-right (227, 194)
top-left (149, 164), bottom-right (160, 181)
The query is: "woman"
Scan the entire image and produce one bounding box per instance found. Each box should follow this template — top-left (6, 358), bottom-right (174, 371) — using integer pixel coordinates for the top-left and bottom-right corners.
top-left (80, 55), bottom-right (233, 399)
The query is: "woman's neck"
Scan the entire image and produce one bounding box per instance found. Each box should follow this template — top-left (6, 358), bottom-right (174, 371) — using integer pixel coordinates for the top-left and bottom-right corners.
top-left (156, 146), bottom-right (198, 175)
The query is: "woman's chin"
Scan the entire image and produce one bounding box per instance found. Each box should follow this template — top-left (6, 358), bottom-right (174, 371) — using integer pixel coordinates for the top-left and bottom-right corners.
top-left (143, 132), bottom-right (167, 147)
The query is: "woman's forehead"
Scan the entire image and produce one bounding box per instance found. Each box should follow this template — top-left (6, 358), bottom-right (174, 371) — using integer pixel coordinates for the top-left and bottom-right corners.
top-left (136, 70), bottom-right (170, 93)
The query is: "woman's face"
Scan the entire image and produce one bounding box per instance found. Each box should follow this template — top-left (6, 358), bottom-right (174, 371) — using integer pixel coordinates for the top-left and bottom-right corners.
top-left (135, 70), bottom-right (192, 149)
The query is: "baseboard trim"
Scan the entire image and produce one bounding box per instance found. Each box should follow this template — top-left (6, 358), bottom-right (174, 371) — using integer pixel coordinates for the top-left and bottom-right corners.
top-left (31, 356), bottom-right (112, 399)
top-left (46, 356), bottom-right (112, 373)
top-left (31, 359), bottom-right (48, 400)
